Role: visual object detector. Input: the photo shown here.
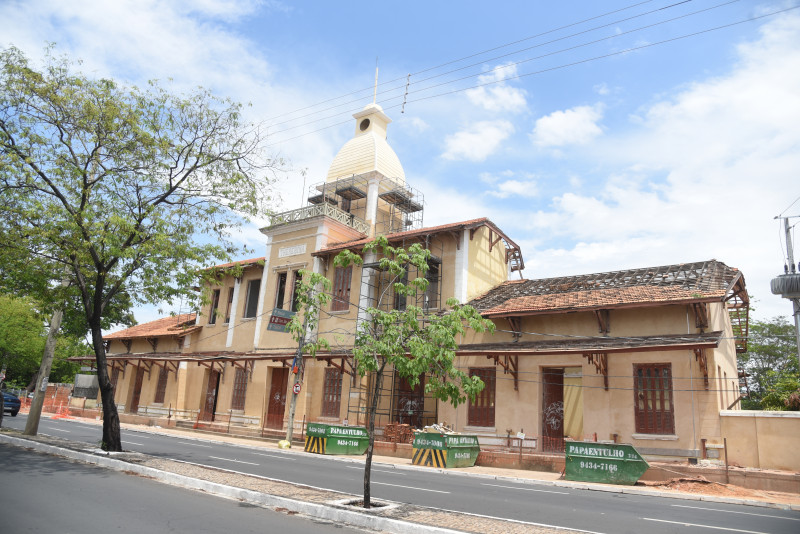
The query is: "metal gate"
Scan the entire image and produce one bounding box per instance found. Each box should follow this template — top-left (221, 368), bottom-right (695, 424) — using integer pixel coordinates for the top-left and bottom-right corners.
top-left (542, 368), bottom-right (565, 452)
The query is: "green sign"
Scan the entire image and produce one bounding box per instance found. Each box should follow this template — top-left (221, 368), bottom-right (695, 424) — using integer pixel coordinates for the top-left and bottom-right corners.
top-left (565, 441), bottom-right (649, 485)
top-left (267, 308), bottom-right (295, 332)
top-left (412, 433), bottom-right (480, 468)
top-left (304, 423), bottom-right (369, 455)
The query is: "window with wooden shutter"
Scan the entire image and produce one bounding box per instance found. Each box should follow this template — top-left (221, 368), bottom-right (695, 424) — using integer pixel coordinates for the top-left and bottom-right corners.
top-left (633, 363), bottom-right (675, 434)
top-left (154, 366), bottom-right (169, 404)
top-left (231, 368), bottom-right (248, 411)
top-left (331, 266), bottom-right (352, 312)
top-left (321, 368), bottom-right (343, 418)
top-left (208, 289), bottom-right (220, 324)
top-left (243, 279), bottom-right (261, 318)
top-left (468, 368), bottom-right (496, 427)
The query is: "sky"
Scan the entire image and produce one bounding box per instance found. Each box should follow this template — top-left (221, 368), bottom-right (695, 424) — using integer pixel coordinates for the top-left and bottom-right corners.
top-left (2, 0), bottom-right (799, 327)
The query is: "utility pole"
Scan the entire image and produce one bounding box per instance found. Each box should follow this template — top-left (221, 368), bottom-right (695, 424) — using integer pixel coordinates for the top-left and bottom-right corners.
top-left (770, 215), bottom-right (800, 368)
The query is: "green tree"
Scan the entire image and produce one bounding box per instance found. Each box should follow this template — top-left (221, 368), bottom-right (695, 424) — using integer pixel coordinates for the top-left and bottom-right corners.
top-left (305, 237), bottom-right (494, 508)
top-left (740, 316), bottom-right (799, 410)
top-left (0, 46), bottom-right (280, 450)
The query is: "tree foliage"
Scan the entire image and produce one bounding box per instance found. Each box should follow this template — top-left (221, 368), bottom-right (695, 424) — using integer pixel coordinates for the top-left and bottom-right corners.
top-left (311, 237), bottom-right (495, 508)
top-left (739, 316), bottom-right (799, 410)
top-left (0, 46), bottom-right (281, 449)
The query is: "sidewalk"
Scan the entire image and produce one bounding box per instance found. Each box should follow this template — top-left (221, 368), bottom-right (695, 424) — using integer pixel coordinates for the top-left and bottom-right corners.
top-left (2, 415), bottom-right (799, 534)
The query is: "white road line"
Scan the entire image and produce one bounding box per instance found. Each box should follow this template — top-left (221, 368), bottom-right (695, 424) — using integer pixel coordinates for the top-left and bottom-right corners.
top-left (123, 441), bottom-right (144, 446)
top-left (208, 455), bottom-right (259, 466)
top-left (47, 428), bottom-right (71, 433)
top-left (642, 517), bottom-right (770, 533)
top-left (481, 482), bottom-right (570, 495)
top-left (252, 452), bottom-right (295, 460)
top-left (175, 441), bottom-right (212, 448)
top-left (671, 504), bottom-right (800, 521)
top-left (372, 482), bottom-right (449, 494)
top-left (346, 466), bottom-right (404, 475)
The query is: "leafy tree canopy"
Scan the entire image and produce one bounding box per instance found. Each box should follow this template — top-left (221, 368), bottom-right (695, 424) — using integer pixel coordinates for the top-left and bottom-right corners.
top-left (0, 45), bottom-right (282, 449)
top-left (740, 316), bottom-right (799, 410)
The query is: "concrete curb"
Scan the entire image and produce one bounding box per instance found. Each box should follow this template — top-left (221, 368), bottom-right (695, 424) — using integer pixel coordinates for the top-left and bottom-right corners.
top-left (0, 434), bottom-right (466, 534)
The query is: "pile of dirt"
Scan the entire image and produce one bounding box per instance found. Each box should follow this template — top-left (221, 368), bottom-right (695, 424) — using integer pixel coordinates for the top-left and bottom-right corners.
top-left (638, 477), bottom-right (800, 505)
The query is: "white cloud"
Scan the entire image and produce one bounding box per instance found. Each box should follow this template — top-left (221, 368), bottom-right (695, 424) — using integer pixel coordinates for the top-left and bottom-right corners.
top-left (521, 13), bottom-right (800, 319)
top-left (465, 63), bottom-right (527, 113)
top-left (531, 104), bottom-right (604, 147)
top-left (441, 120), bottom-right (514, 162)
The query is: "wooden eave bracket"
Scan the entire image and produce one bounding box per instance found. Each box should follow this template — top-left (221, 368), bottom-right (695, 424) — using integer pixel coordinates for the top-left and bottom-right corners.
top-left (594, 309), bottom-right (610, 335)
top-left (486, 354), bottom-right (518, 391)
top-left (506, 316), bottom-right (522, 342)
top-left (146, 337), bottom-right (159, 352)
top-left (122, 339), bottom-right (132, 353)
top-left (694, 348), bottom-right (709, 389)
top-left (151, 359), bottom-right (180, 377)
top-left (692, 303), bottom-right (709, 331)
top-left (197, 359), bottom-right (226, 374)
top-left (583, 352), bottom-right (608, 390)
top-left (488, 229), bottom-right (503, 253)
top-left (230, 359), bottom-right (255, 379)
top-left (109, 360), bottom-right (127, 377)
top-left (324, 357), bottom-right (354, 377)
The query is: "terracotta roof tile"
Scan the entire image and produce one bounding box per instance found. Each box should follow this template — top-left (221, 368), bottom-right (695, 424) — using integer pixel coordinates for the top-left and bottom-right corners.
top-left (210, 257), bottom-right (264, 270)
top-left (315, 217), bottom-right (490, 255)
top-left (470, 259), bottom-right (744, 316)
top-left (105, 313), bottom-right (198, 339)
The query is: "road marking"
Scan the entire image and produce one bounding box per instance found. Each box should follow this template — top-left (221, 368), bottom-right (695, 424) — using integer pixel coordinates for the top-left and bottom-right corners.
top-left (123, 441), bottom-right (144, 446)
top-left (372, 482), bottom-right (449, 494)
top-left (175, 441), bottom-right (212, 448)
top-left (47, 428), bottom-right (71, 433)
top-left (346, 466), bottom-right (404, 475)
top-left (642, 518), bottom-right (770, 533)
top-left (481, 483), bottom-right (570, 495)
top-left (671, 504), bottom-right (800, 521)
top-left (433, 505), bottom-right (605, 534)
top-left (252, 452), bottom-right (295, 460)
top-left (208, 455), bottom-right (259, 466)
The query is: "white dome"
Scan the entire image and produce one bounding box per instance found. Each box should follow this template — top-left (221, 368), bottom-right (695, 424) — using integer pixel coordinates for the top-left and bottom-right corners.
top-left (325, 104), bottom-right (405, 183)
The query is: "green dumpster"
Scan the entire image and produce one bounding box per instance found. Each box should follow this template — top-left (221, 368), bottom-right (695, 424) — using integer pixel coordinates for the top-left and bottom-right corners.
top-left (412, 433), bottom-right (480, 468)
top-left (565, 441), bottom-right (649, 485)
top-left (304, 423), bottom-right (369, 455)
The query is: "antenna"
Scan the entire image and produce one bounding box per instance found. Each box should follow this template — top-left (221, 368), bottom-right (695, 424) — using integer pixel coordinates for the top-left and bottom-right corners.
top-left (373, 58), bottom-right (379, 104)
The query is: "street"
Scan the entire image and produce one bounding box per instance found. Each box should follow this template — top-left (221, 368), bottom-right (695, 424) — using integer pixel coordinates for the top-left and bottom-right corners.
top-left (4, 413), bottom-right (799, 534)
top-left (0, 441), bottom-right (370, 534)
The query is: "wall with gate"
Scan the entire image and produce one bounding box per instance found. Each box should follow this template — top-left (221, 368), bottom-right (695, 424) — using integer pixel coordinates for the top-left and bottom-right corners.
top-left (719, 410), bottom-right (800, 471)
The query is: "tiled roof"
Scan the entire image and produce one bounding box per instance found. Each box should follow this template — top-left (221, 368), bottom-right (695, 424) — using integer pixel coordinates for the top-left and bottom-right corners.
top-left (209, 257), bottom-right (264, 270)
top-left (315, 217), bottom-right (491, 255)
top-left (105, 313), bottom-right (198, 340)
top-left (470, 260), bottom-right (744, 316)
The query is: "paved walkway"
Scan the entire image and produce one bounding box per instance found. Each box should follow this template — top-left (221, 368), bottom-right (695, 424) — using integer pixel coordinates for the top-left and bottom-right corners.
top-left (2, 415), bottom-right (799, 534)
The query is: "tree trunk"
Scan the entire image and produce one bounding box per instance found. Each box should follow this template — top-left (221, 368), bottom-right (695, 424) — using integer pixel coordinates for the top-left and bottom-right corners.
top-left (363, 361), bottom-right (386, 509)
top-left (23, 307), bottom-right (64, 436)
top-left (91, 322), bottom-right (121, 451)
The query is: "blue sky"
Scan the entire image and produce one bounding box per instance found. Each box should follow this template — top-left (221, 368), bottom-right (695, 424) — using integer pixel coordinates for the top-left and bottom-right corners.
top-left (2, 0), bottom-right (799, 325)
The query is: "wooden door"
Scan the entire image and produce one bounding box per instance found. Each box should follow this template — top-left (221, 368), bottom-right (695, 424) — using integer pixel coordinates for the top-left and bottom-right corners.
top-left (129, 367), bottom-right (145, 414)
top-left (541, 368), bottom-right (565, 452)
top-left (266, 367), bottom-right (289, 429)
top-left (202, 370), bottom-right (220, 422)
top-left (393, 373), bottom-right (425, 429)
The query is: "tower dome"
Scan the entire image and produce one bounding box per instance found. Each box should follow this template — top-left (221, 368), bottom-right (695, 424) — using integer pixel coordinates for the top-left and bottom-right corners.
top-left (326, 103), bottom-right (405, 184)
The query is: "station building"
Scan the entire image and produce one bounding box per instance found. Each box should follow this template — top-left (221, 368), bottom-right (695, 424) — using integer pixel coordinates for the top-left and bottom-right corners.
top-left (93, 103), bottom-right (749, 459)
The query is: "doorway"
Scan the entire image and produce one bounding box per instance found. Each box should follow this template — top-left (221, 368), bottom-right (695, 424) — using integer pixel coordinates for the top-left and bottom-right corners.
top-left (265, 367), bottom-right (289, 429)
top-left (541, 368), bottom-right (565, 452)
top-left (393, 373), bottom-right (425, 429)
top-left (201, 370), bottom-right (221, 422)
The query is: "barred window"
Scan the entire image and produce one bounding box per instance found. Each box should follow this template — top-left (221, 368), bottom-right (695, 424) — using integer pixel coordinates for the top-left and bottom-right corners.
top-left (634, 363), bottom-right (675, 434)
top-left (154, 366), bottom-right (169, 404)
top-left (231, 367), bottom-right (248, 411)
top-left (321, 367), bottom-right (343, 418)
top-left (208, 289), bottom-right (221, 324)
top-left (331, 266), bottom-right (352, 312)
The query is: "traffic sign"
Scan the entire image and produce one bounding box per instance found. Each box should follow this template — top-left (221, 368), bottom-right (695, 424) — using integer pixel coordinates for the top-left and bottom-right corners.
top-left (565, 441), bottom-right (649, 485)
top-left (292, 382), bottom-right (301, 394)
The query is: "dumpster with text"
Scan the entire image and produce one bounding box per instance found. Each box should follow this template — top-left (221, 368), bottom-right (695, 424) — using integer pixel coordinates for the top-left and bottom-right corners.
top-left (565, 441), bottom-right (649, 485)
top-left (304, 423), bottom-right (369, 455)
top-left (412, 433), bottom-right (480, 468)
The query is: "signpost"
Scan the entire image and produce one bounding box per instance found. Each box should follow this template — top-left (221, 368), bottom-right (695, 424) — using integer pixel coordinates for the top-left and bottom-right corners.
top-left (565, 441), bottom-right (649, 485)
top-left (267, 308), bottom-right (295, 332)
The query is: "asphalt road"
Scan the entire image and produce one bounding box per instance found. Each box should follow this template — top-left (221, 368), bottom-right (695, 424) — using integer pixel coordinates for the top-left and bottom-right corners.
top-left (0, 441), bottom-right (370, 534)
top-left (4, 414), bottom-right (799, 534)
